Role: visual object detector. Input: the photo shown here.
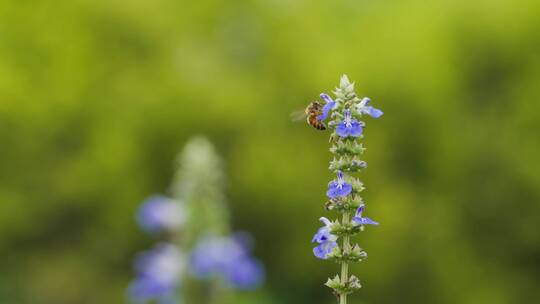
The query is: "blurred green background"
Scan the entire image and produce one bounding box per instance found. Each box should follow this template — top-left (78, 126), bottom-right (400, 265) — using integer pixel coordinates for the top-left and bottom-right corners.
top-left (1, 0), bottom-right (539, 303)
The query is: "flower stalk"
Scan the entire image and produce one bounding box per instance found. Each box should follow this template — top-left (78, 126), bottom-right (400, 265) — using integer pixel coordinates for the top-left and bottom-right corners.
top-left (310, 75), bottom-right (383, 303)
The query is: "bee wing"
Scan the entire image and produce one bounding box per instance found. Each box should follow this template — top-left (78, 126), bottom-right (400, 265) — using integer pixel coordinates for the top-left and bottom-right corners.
top-left (290, 109), bottom-right (307, 122)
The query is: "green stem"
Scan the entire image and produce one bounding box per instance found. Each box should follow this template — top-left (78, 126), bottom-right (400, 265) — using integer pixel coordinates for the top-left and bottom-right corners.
top-left (340, 212), bottom-right (350, 304)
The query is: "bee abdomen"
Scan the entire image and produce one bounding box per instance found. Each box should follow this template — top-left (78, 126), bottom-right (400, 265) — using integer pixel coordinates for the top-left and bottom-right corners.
top-left (308, 115), bottom-right (326, 130)
top-left (313, 121), bottom-right (326, 130)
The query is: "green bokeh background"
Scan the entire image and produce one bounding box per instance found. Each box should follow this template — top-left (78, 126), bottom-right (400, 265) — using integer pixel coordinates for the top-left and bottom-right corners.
top-left (1, 0), bottom-right (539, 303)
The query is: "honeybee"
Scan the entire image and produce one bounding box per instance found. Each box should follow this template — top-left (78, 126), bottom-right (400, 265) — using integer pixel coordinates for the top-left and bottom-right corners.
top-left (291, 102), bottom-right (326, 130)
top-left (305, 101), bottom-right (326, 130)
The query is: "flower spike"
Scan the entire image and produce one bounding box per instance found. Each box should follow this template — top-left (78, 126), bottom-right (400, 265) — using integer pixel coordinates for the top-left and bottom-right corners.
top-left (305, 75), bottom-right (383, 303)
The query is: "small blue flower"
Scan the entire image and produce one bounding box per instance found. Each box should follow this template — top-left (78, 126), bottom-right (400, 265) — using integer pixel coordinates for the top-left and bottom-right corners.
top-left (352, 205), bottom-right (379, 226)
top-left (312, 217), bottom-right (334, 243)
top-left (312, 217), bottom-right (338, 259)
top-left (336, 109), bottom-right (363, 138)
top-left (137, 196), bottom-right (186, 233)
top-left (327, 170), bottom-right (353, 198)
top-left (317, 93), bottom-right (337, 121)
top-left (128, 244), bottom-right (184, 302)
top-left (357, 97), bottom-right (383, 118)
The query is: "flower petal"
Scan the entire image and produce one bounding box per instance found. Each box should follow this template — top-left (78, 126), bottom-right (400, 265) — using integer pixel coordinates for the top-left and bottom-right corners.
top-left (319, 217), bottom-right (332, 227)
top-left (320, 93), bottom-right (334, 104)
top-left (317, 94), bottom-right (337, 121)
top-left (312, 226), bottom-right (329, 243)
top-left (313, 241), bottom-right (337, 259)
top-left (352, 216), bottom-right (379, 226)
top-left (363, 217), bottom-right (379, 225)
top-left (336, 183), bottom-right (352, 197)
top-left (348, 121), bottom-right (363, 137)
top-left (313, 244), bottom-right (326, 259)
top-left (366, 106), bottom-right (383, 118)
top-left (355, 205), bottom-right (365, 217)
top-left (359, 97), bottom-right (371, 107)
top-left (336, 122), bottom-right (349, 138)
top-left (326, 181), bottom-right (339, 198)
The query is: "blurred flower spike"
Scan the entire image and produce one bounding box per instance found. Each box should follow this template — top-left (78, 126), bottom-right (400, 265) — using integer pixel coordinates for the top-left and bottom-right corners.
top-left (129, 136), bottom-right (265, 303)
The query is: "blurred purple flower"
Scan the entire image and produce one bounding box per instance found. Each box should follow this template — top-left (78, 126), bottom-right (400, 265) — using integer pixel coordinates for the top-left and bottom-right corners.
top-left (312, 217), bottom-right (337, 259)
top-left (128, 244), bottom-right (184, 302)
top-left (225, 257), bottom-right (265, 289)
top-left (317, 93), bottom-right (337, 121)
top-left (357, 97), bottom-right (383, 118)
top-left (336, 109), bottom-right (363, 138)
top-left (327, 171), bottom-right (352, 199)
top-left (137, 195), bottom-right (186, 233)
top-left (351, 205), bottom-right (379, 226)
top-left (190, 234), bottom-right (264, 289)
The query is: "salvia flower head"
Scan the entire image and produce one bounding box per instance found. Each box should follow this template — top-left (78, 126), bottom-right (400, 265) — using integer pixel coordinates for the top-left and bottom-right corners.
top-left (190, 233), bottom-right (265, 289)
top-left (137, 195), bottom-right (186, 233)
top-left (305, 75), bottom-right (383, 301)
top-left (326, 170), bottom-right (352, 199)
top-left (312, 217), bottom-right (338, 259)
top-left (128, 243), bottom-right (184, 302)
top-left (336, 109), bottom-right (364, 138)
top-left (352, 205), bottom-right (379, 227)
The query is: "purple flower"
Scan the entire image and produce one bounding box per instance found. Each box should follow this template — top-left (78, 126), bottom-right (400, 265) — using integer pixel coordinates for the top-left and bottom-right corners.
top-left (312, 217), bottom-right (337, 259)
top-left (352, 205), bottom-right (379, 226)
top-left (317, 93), bottom-right (337, 121)
top-left (327, 171), bottom-right (352, 199)
top-left (336, 109), bottom-right (363, 138)
top-left (128, 244), bottom-right (184, 302)
top-left (357, 97), bottom-right (383, 118)
top-left (190, 234), bottom-right (265, 289)
top-left (137, 196), bottom-right (186, 233)
top-left (312, 217), bottom-right (334, 243)
top-left (225, 257), bottom-right (265, 289)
